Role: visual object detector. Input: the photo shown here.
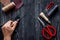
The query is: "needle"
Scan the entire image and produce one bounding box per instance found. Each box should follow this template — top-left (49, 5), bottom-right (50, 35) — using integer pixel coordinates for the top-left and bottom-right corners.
top-left (37, 17), bottom-right (46, 27)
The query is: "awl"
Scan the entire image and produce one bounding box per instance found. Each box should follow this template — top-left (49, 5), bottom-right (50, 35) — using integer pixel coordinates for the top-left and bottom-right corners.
top-left (39, 2), bottom-right (58, 24)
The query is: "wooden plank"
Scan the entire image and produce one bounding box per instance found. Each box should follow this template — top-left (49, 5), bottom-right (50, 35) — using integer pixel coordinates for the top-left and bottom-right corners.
top-left (0, 0), bottom-right (60, 40)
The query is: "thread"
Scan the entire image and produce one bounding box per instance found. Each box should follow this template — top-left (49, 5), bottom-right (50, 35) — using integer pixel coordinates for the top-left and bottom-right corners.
top-left (2, 2), bottom-right (15, 12)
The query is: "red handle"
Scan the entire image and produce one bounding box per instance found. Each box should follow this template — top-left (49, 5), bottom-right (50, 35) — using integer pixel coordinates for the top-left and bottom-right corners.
top-left (46, 1), bottom-right (54, 10)
top-left (41, 25), bottom-right (56, 39)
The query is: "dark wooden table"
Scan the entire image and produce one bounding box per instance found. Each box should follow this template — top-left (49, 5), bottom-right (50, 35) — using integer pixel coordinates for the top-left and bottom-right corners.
top-left (0, 0), bottom-right (60, 40)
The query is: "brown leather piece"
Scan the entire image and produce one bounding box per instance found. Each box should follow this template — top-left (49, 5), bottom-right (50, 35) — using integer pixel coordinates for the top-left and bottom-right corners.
top-left (13, 0), bottom-right (23, 10)
top-left (0, 0), bottom-right (10, 6)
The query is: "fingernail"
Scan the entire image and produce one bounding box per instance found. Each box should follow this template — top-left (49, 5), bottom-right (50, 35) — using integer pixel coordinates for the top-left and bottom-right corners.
top-left (16, 19), bottom-right (20, 22)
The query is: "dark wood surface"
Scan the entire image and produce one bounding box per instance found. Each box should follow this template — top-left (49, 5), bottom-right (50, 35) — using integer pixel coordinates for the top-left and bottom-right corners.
top-left (0, 0), bottom-right (60, 40)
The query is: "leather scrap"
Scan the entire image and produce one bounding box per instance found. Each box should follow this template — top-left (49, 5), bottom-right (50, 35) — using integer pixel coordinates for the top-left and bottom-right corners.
top-left (13, 0), bottom-right (23, 10)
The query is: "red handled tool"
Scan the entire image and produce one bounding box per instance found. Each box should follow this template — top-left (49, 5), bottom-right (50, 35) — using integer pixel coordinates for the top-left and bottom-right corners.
top-left (37, 17), bottom-right (56, 40)
top-left (39, 1), bottom-right (55, 24)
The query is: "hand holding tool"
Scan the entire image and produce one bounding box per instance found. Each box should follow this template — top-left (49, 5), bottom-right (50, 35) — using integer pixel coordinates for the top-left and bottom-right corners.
top-left (37, 17), bottom-right (56, 40)
top-left (0, 13), bottom-right (27, 31)
top-left (0, 15), bottom-right (20, 27)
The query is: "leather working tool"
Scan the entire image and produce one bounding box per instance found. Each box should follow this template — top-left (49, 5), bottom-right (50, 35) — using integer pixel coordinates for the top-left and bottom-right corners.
top-left (37, 17), bottom-right (56, 40)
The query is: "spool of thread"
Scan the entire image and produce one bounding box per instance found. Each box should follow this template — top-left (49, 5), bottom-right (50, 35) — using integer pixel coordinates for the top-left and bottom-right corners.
top-left (2, 2), bottom-right (16, 12)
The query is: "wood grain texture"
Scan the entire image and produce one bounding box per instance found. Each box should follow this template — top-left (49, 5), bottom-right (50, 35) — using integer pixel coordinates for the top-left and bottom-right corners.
top-left (0, 0), bottom-right (60, 40)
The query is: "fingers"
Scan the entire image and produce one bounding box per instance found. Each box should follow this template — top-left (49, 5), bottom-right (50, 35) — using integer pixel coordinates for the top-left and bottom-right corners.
top-left (12, 21), bottom-right (18, 30)
top-left (2, 20), bottom-right (13, 29)
top-left (1, 20), bottom-right (18, 31)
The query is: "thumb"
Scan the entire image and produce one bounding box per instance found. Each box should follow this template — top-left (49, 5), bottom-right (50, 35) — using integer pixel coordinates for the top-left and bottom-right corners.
top-left (12, 21), bottom-right (18, 30)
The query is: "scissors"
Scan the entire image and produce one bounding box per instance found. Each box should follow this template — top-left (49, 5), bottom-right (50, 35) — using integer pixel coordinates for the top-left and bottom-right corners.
top-left (37, 17), bottom-right (56, 40)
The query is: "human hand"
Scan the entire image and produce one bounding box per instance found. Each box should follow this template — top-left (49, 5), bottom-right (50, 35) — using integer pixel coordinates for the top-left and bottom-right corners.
top-left (1, 20), bottom-right (18, 40)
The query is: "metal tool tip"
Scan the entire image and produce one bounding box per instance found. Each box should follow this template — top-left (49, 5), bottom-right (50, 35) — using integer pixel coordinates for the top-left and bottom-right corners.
top-left (16, 19), bottom-right (20, 22)
top-left (48, 20), bottom-right (51, 24)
